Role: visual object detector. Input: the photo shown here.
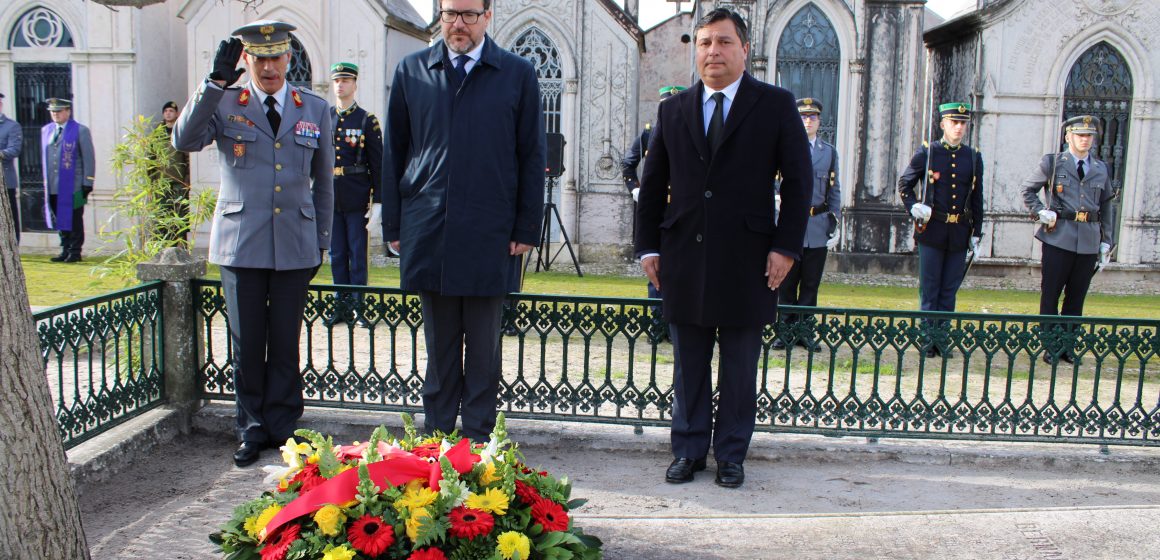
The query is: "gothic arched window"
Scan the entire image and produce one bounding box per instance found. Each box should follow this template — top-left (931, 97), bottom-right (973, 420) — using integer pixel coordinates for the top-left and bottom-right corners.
top-left (1063, 41), bottom-right (1133, 243)
top-left (9, 7), bottom-right (74, 48)
top-left (287, 34), bottom-right (312, 88)
top-left (775, 4), bottom-right (840, 143)
top-left (510, 28), bottom-right (563, 134)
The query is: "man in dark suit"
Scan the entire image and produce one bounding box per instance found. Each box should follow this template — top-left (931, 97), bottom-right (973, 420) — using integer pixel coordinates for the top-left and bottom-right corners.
top-left (635, 8), bottom-right (811, 488)
top-left (383, 0), bottom-right (545, 440)
top-left (0, 93), bottom-right (21, 242)
top-left (174, 20), bottom-right (334, 467)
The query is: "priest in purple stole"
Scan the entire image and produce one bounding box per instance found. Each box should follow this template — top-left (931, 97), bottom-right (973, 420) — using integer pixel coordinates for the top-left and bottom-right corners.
top-left (41, 97), bottom-right (95, 263)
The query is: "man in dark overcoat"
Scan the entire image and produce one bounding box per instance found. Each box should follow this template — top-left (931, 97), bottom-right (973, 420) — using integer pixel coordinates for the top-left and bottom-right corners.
top-left (382, 0), bottom-right (546, 440)
top-left (635, 8), bottom-right (812, 488)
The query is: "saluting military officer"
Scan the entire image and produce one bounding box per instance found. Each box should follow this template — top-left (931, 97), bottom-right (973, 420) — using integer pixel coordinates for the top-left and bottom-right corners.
top-left (773, 98), bottom-right (841, 352)
top-left (173, 20), bottom-right (334, 467)
top-left (326, 62), bottom-right (383, 327)
top-left (898, 102), bottom-right (985, 356)
top-left (1021, 115), bottom-right (1116, 364)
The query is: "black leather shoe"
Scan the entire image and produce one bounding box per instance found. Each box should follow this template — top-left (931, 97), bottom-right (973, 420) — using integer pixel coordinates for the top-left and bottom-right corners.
top-left (665, 457), bottom-right (707, 484)
top-left (62, 254), bottom-right (82, 263)
top-left (715, 461), bottom-right (745, 488)
top-left (771, 338), bottom-right (787, 350)
top-left (1060, 353), bottom-right (1077, 364)
top-left (323, 314), bottom-right (347, 327)
top-left (233, 442), bottom-right (263, 467)
top-left (50, 253), bottom-right (67, 262)
top-left (1042, 354), bottom-right (1056, 365)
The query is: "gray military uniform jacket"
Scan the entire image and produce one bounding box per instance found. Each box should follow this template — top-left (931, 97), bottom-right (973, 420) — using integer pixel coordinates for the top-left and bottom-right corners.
top-left (1021, 151), bottom-right (1115, 255)
top-left (0, 114), bottom-right (20, 190)
top-left (803, 138), bottom-right (841, 248)
top-left (44, 122), bottom-right (95, 195)
top-left (174, 80), bottom-right (334, 270)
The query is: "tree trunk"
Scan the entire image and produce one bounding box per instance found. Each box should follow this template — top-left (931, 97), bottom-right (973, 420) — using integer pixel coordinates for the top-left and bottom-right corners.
top-left (0, 172), bottom-right (90, 556)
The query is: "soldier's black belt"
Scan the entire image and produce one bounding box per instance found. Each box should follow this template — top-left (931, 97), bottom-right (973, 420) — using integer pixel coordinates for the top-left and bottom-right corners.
top-left (334, 165), bottom-right (368, 177)
top-left (932, 210), bottom-right (972, 224)
top-left (809, 203), bottom-right (830, 217)
top-left (1054, 209), bottom-right (1100, 223)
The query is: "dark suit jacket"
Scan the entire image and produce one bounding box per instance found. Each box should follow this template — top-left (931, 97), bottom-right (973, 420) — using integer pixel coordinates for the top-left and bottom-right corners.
top-left (634, 73), bottom-right (812, 327)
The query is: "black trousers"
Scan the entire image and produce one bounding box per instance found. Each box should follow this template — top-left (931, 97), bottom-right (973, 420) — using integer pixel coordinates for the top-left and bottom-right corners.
top-left (1040, 243), bottom-right (1097, 317)
top-left (779, 246), bottom-right (828, 318)
top-left (419, 292), bottom-right (505, 440)
top-left (5, 188), bottom-right (17, 243)
top-left (220, 265), bottom-right (314, 444)
top-left (48, 194), bottom-right (84, 256)
top-left (668, 323), bottom-right (763, 464)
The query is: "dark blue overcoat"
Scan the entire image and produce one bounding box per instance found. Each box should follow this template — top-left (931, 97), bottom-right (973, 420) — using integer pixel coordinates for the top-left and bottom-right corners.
top-left (382, 36), bottom-right (546, 296)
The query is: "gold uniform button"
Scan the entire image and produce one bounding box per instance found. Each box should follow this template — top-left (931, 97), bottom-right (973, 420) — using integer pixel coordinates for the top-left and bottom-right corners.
top-left (275, 163), bottom-right (283, 171)
top-left (336, 155), bottom-right (342, 161)
top-left (951, 174), bottom-right (957, 178)
top-left (275, 185), bottom-right (282, 192)
top-left (275, 142), bottom-right (282, 149)
top-left (951, 154), bottom-right (957, 158)
top-left (274, 207), bottom-right (281, 214)
top-left (952, 194), bottom-right (957, 199)
top-left (951, 163), bottom-right (956, 168)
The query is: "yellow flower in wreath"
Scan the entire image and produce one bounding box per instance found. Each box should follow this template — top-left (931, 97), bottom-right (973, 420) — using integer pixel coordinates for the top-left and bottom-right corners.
top-left (465, 487), bottom-right (510, 515)
top-left (497, 531), bottom-right (531, 560)
top-left (406, 507), bottom-right (432, 542)
top-left (244, 503), bottom-right (282, 539)
top-left (395, 486), bottom-right (439, 511)
top-left (313, 504), bottom-right (347, 536)
top-left (321, 544), bottom-right (357, 560)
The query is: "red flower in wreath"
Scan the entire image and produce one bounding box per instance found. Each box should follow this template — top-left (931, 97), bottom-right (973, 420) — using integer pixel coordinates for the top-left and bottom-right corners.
top-left (447, 506), bottom-right (494, 540)
top-left (286, 463), bottom-right (324, 493)
top-left (409, 548), bottom-right (448, 560)
top-left (530, 497), bottom-right (570, 532)
top-left (411, 442), bottom-right (442, 460)
top-left (348, 514), bottom-right (396, 557)
top-left (514, 480), bottom-right (541, 504)
top-left (259, 523), bottom-right (300, 560)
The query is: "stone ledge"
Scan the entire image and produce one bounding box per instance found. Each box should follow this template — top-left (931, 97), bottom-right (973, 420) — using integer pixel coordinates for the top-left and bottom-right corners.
top-left (67, 405), bottom-right (192, 496)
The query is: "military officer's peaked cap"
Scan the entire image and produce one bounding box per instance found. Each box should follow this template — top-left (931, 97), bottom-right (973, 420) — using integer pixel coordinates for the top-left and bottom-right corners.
top-left (45, 97), bottom-right (71, 111)
top-left (232, 20), bottom-right (296, 57)
top-left (162, 100), bottom-right (179, 112)
top-left (1064, 115), bottom-right (1100, 135)
top-left (938, 102), bottom-right (972, 121)
top-left (796, 97), bottom-right (823, 114)
top-left (658, 85), bottom-right (687, 100)
top-left (330, 62), bottom-right (359, 80)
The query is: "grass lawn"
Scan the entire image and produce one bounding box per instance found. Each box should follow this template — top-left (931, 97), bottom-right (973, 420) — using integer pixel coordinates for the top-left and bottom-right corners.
top-left (21, 255), bottom-right (1160, 319)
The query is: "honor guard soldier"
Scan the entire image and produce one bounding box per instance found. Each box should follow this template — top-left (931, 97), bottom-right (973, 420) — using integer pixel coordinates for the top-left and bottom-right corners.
top-left (173, 19), bottom-right (334, 467)
top-left (773, 98), bottom-right (841, 351)
top-left (622, 85), bottom-right (684, 310)
top-left (326, 62), bottom-right (383, 327)
top-left (898, 102), bottom-right (985, 356)
top-left (1021, 115), bottom-right (1115, 364)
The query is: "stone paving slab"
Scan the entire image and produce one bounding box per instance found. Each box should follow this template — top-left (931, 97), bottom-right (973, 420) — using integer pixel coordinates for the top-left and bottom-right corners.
top-left (75, 406), bottom-right (1160, 559)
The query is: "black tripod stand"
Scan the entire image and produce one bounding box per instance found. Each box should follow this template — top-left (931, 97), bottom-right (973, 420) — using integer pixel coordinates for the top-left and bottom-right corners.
top-left (529, 174), bottom-right (582, 276)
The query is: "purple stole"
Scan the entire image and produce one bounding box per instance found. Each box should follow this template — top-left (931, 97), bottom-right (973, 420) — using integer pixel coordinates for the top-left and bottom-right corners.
top-left (42, 120), bottom-right (80, 231)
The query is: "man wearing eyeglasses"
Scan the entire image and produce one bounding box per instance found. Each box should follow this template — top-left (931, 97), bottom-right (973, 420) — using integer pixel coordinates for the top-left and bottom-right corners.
top-left (383, 0), bottom-right (546, 440)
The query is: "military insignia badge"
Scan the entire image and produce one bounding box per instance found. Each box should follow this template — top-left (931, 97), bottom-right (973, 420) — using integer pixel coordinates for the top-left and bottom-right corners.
top-left (291, 89), bottom-right (303, 107)
top-left (958, 104), bottom-right (967, 113)
top-left (260, 25), bottom-right (275, 40)
top-left (1056, 184), bottom-right (1064, 194)
top-left (238, 89), bottom-right (250, 106)
top-left (234, 143), bottom-right (246, 158)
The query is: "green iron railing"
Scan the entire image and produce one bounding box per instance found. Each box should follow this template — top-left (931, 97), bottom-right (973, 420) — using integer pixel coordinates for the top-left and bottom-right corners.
top-left (36, 282), bottom-right (165, 448)
top-left (193, 280), bottom-right (1160, 447)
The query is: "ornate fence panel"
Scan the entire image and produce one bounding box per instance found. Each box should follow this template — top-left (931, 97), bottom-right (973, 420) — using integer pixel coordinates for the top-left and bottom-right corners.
top-left (35, 282), bottom-right (165, 448)
top-left (193, 280), bottom-right (1160, 447)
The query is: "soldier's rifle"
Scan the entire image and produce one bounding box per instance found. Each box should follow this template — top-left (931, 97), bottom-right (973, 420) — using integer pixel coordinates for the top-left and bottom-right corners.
top-left (1041, 87), bottom-right (1067, 233)
top-left (916, 53), bottom-right (936, 235)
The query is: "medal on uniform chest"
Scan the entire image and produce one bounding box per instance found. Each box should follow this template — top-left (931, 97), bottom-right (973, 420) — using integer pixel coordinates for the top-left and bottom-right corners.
top-left (234, 143), bottom-right (246, 157)
top-left (346, 129), bottom-right (360, 147)
top-left (1056, 184), bottom-right (1064, 194)
top-left (295, 121), bottom-right (320, 138)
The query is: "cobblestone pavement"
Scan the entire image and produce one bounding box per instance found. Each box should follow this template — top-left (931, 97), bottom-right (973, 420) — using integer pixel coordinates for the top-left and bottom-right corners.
top-left (77, 408), bottom-right (1160, 559)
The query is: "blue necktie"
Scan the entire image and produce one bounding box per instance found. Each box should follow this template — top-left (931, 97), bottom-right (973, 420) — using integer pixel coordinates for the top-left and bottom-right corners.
top-left (454, 55), bottom-right (468, 82)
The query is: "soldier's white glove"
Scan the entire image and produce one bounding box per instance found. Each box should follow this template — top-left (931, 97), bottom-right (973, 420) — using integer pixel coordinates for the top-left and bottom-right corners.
top-left (774, 194), bottom-right (782, 213)
top-left (1038, 209), bottom-right (1057, 227)
top-left (910, 203), bottom-right (932, 223)
top-left (1099, 242), bottom-right (1111, 266)
top-left (631, 188), bottom-right (640, 203)
top-left (365, 203), bottom-right (382, 232)
top-left (826, 233), bottom-right (840, 251)
top-left (969, 236), bottom-right (981, 254)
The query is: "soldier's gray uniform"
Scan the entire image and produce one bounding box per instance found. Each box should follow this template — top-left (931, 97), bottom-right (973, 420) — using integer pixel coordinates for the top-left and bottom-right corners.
top-left (801, 139), bottom-right (841, 248)
top-left (1021, 115), bottom-right (1116, 349)
top-left (1021, 151), bottom-right (1115, 255)
top-left (173, 81), bottom-right (333, 268)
